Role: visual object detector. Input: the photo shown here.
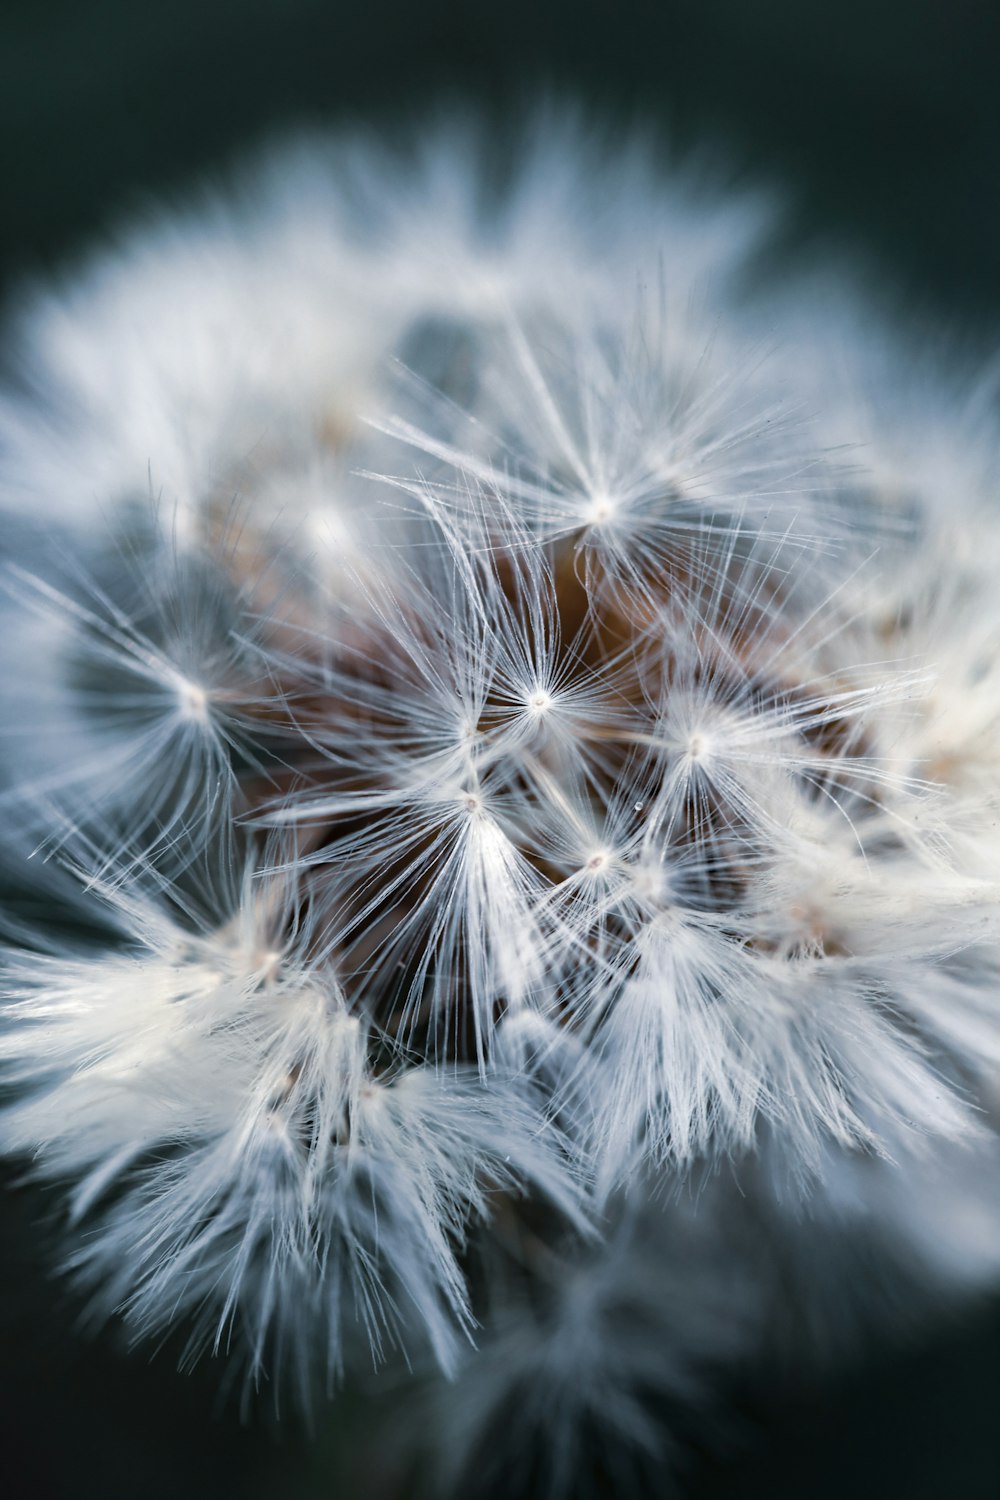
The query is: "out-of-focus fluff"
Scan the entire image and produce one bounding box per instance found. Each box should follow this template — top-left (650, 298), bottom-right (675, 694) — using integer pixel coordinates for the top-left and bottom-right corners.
top-left (1, 112), bottom-right (999, 1493)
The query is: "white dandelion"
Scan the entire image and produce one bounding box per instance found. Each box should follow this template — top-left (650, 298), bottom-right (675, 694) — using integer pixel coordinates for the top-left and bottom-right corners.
top-left (0, 108), bottom-right (999, 1496)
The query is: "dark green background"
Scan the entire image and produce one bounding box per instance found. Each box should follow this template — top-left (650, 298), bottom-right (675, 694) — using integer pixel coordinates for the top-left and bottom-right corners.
top-left (1, 3), bottom-right (999, 1496)
top-left (3, 0), bottom-right (1000, 325)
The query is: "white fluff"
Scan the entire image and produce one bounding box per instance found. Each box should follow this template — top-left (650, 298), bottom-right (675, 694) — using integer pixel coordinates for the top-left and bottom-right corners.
top-left (1, 110), bottom-right (999, 1487)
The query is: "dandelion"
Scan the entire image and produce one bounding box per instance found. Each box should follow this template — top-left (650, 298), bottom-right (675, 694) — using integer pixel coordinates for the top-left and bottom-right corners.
top-left (1, 111), bottom-right (999, 1491)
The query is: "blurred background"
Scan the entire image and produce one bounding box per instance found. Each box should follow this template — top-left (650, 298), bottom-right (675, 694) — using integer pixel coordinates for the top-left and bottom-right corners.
top-left (1, 2), bottom-right (999, 1495)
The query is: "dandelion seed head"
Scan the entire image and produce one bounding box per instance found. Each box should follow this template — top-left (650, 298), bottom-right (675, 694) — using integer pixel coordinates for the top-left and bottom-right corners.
top-left (1, 108), bottom-right (999, 1444)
